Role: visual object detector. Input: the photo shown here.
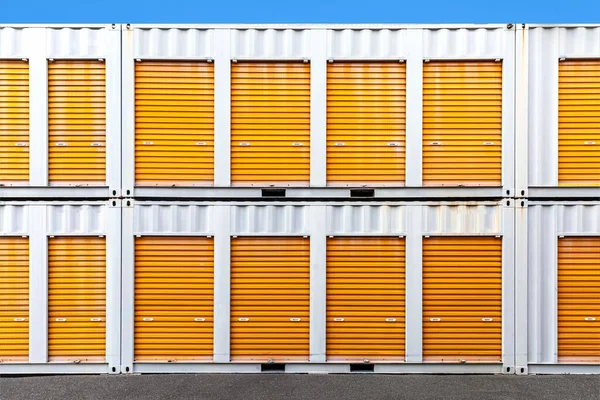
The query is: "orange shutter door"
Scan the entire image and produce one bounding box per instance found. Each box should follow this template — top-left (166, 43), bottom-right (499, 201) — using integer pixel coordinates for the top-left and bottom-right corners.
top-left (327, 62), bottom-right (406, 185)
top-left (135, 61), bottom-right (214, 185)
top-left (231, 62), bottom-right (310, 186)
top-left (48, 237), bottom-right (106, 362)
top-left (423, 237), bottom-right (502, 363)
top-left (135, 237), bottom-right (214, 361)
top-left (558, 237), bottom-right (600, 363)
top-left (558, 60), bottom-right (600, 186)
top-left (423, 61), bottom-right (502, 186)
top-left (0, 237), bottom-right (29, 362)
top-left (327, 237), bottom-right (405, 362)
top-left (230, 237), bottom-right (309, 362)
top-left (48, 60), bottom-right (106, 184)
top-left (0, 60), bottom-right (29, 184)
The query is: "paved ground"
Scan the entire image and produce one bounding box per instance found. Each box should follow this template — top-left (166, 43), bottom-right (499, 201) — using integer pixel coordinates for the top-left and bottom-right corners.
top-left (0, 374), bottom-right (598, 400)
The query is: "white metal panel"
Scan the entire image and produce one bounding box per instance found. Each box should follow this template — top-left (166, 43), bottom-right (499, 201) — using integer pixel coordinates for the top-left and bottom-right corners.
top-left (133, 204), bottom-right (214, 235)
top-left (133, 28), bottom-right (214, 59)
top-left (230, 205), bottom-right (309, 235)
top-left (47, 204), bottom-right (107, 235)
top-left (422, 27), bottom-right (509, 59)
top-left (0, 205), bottom-right (28, 235)
top-left (46, 26), bottom-right (115, 58)
top-left (422, 204), bottom-right (503, 235)
top-left (327, 29), bottom-right (407, 59)
top-left (0, 27), bottom-right (27, 58)
top-left (326, 205), bottom-right (405, 235)
top-left (559, 26), bottom-right (600, 57)
top-left (557, 204), bottom-right (600, 234)
top-left (231, 29), bottom-right (310, 59)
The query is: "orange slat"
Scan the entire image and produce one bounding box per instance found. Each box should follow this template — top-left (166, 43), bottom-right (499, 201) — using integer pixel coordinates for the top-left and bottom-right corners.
top-left (326, 237), bottom-right (405, 361)
top-left (230, 237), bottom-right (309, 362)
top-left (134, 237), bottom-right (214, 361)
top-left (422, 61), bottom-right (502, 186)
top-left (135, 61), bottom-right (215, 185)
top-left (0, 237), bottom-right (29, 362)
top-left (558, 237), bottom-right (600, 363)
top-left (558, 60), bottom-right (600, 186)
top-left (423, 237), bottom-right (502, 363)
top-left (231, 62), bottom-right (310, 186)
top-left (0, 60), bottom-right (29, 184)
top-left (48, 60), bottom-right (106, 184)
top-left (48, 237), bottom-right (106, 362)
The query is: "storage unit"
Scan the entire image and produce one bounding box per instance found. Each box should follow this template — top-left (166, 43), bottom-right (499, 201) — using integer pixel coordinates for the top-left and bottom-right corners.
top-left (134, 61), bottom-right (214, 186)
top-left (0, 237), bottom-right (29, 362)
top-left (134, 236), bottom-right (214, 362)
top-left (326, 237), bottom-right (405, 362)
top-left (326, 62), bottom-right (406, 186)
top-left (422, 236), bottom-right (502, 363)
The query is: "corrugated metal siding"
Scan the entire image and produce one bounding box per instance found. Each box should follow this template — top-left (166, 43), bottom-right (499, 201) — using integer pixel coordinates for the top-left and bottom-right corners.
top-left (327, 62), bottom-right (406, 185)
top-left (48, 237), bottom-right (106, 362)
top-left (558, 60), bottom-right (600, 186)
top-left (48, 60), bottom-right (106, 184)
top-left (135, 237), bottom-right (214, 362)
top-left (326, 237), bottom-right (405, 361)
top-left (133, 28), bottom-right (214, 59)
top-left (231, 62), bottom-right (310, 186)
top-left (557, 237), bottom-right (600, 363)
top-left (0, 237), bottom-right (28, 362)
top-left (230, 237), bottom-right (310, 362)
top-left (423, 61), bottom-right (502, 186)
top-left (135, 61), bottom-right (214, 185)
top-left (0, 60), bottom-right (29, 184)
top-left (423, 237), bottom-right (502, 363)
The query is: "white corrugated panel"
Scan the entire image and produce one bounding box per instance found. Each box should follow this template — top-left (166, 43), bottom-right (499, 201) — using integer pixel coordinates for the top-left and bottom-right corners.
top-left (47, 204), bottom-right (106, 235)
top-left (231, 205), bottom-right (309, 235)
top-left (47, 26), bottom-right (113, 58)
top-left (134, 204), bottom-right (214, 234)
top-left (0, 27), bottom-right (27, 58)
top-left (0, 205), bottom-right (28, 235)
top-left (423, 27), bottom-right (508, 58)
top-left (327, 29), bottom-right (407, 59)
top-left (327, 205), bottom-right (405, 235)
top-left (231, 29), bottom-right (310, 59)
top-left (423, 204), bottom-right (503, 234)
top-left (132, 27), bottom-right (214, 59)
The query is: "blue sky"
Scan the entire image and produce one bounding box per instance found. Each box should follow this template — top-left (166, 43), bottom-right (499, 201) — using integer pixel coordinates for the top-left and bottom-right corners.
top-left (1, 0), bottom-right (599, 23)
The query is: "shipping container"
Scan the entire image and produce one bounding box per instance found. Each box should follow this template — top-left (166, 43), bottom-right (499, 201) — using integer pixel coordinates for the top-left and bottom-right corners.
top-left (0, 201), bottom-right (120, 374)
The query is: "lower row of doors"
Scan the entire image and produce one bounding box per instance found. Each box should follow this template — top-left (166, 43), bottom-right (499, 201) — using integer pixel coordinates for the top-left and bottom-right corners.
top-left (0, 236), bottom-right (598, 363)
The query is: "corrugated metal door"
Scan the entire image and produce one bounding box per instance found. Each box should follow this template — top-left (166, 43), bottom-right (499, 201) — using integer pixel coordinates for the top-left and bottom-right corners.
top-left (135, 61), bottom-right (214, 185)
top-left (558, 237), bottom-right (600, 363)
top-left (231, 62), bottom-right (310, 186)
top-left (0, 237), bottom-right (28, 362)
top-left (230, 237), bottom-right (309, 362)
top-left (48, 60), bottom-right (106, 184)
top-left (0, 60), bottom-right (29, 184)
top-left (558, 60), bottom-right (600, 186)
top-left (135, 237), bottom-right (214, 362)
top-left (326, 237), bottom-right (405, 362)
top-left (48, 237), bottom-right (105, 362)
top-left (423, 61), bottom-right (502, 186)
top-left (423, 237), bottom-right (502, 362)
top-left (327, 62), bottom-right (406, 185)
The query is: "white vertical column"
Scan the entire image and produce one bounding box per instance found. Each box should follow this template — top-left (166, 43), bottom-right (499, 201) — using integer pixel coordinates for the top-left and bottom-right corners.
top-left (29, 205), bottom-right (48, 362)
top-left (502, 200), bottom-right (515, 373)
top-left (213, 205), bottom-right (231, 362)
top-left (502, 27), bottom-right (516, 197)
top-left (309, 205), bottom-right (326, 362)
top-left (515, 25), bottom-right (529, 197)
top-left (28, 28), bottom-right (48, 186)
top-left (214, 29), bottom-right (232, 187)
top-left (120, 200), bottom-right (135, 373)
top-left (405, 204), bottom-right (423, 362)
top-left (105, 199), bottom-right (122, 373)
top-left (514, 200), bottom-right (529, 373)
top-left (121, 25), bottom-right (135, 196)
top-left (309, 30), bottom-right (327, 187)
top-left (105, 26), bottom-right (122, 197)
top-left (405, 29), bottom-right (423, 187)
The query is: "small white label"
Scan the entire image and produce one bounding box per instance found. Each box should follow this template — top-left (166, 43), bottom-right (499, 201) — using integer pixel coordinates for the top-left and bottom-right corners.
top-left (142, 317), bottom-right (154, 322)
top-left (430, 142), bottom-right (441, 146)
top-left (290, 318), bottom-right (301, 322)
top-left (90, 142), bottom-right (103, 147)
top-left (387, 142), bottom-right (400, 147)
top-left (90, 318), bottom-right (102, 322)
top-left (584, 317), bottom-right (596, 321)
top-left (14, 142), bottom-right (28, 147)
top-left (142, 141), bottom-right (153, 145)
top-left (55, 142), bottom-right (67, 147)
top-left (13, 318), bottom-right (25, 322)
top-left (334, 142), bottom-right (345, 146)
top-left (291, 142), bottom-right (304, 147)
top-left (196, 142), bottom-right (207, 146)
top-left (584, 141), bottom-right (596, 145)
top-left (55, 318), bottom-right (67, 322)
top-left (238, 318), bottom-right (249, 322)
top-left (194, 318), bottom-right (206, 322)
top-left (385, 318), bottom-right (397, 322)
top-left (430, 318), bottom-right (441, 322)
top-left (239, 142), bottom-right (250, 146)
top-left (333, 318), bottom-right (344, 322)
top-left (483, 142), bottom-right (495, 146)
top-left (482, 318), bottom-right (493, 322)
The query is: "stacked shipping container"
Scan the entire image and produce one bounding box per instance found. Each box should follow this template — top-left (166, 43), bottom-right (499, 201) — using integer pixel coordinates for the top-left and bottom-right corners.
top-left (0, 24), bottom-right (598, 375)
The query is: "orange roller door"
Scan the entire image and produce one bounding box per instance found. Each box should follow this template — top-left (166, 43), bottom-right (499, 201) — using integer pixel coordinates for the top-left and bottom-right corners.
top-left (423, 237), bottom-right (502, 363)
top-left (135, 61), bottom-right (214, 185)
top-left (558, 60), bottom-right (600, 186)
top-left (326, 237), bottom-right (405, 362)
top-left (48, 60), bottom-right (106, 184)
top-left (0, 237), bottom-right (29, 362)
top-left (135, 237), bottom-right (214, 362)
top-left (230, 237), bottom-right (309, 362)
top-left (48, 237), bottom-right (105, 362)
top-left (0, 60), bottom-right (29, 184)
top-left (423, 61), bottom-right (502, 186)
top-left (327, 62), bottom-right (406, 185)
top-left (558, 237), bottom-right (600, 363)
top-left (231, 62), bottom-right (310, 186)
